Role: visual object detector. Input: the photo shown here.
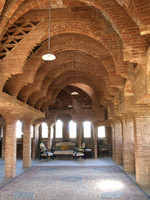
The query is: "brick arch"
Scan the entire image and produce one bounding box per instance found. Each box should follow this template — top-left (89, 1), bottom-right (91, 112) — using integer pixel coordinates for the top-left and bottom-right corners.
top-left (0, 7), bottom-right (128, 77)
top-left (38, 74), bottom-right (105, 112)
top-left (1, 0), bottom-right (147, 64)
top-left (75, 0), bottom-right (147, 63)
top-left (26, 63), bottom-right (107, 108)
top-left (4, 33), bottom-right (124, 97)
top-left (116, 0), bottom-right (150, 35)
top-left (17, 52), bottom-right (115, 105)
top-left (0, 0), bottom-right (24, 39)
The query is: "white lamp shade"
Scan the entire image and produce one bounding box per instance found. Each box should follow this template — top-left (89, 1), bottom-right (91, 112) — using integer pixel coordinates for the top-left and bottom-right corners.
top-left (42, 53), bottom-right (56, 61)
top-left (68, 104), bottom-right (72, 108)
top-left (71, 91), bottom-right (78, 95)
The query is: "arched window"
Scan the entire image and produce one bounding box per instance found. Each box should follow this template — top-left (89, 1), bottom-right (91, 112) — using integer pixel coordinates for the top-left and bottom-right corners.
top-left (83, 121), bottom-right (91, 138)
top-left (16, 120), bottom-right (23, 138)
top-left (41, 123), bottom-right (48, 138)
top-left (31, 125), bottom-right (33, 138)
top-left (55, 120), bottom-right (63, 138)
top-left (51, 125), bottom-right (54, 139)
top-left (69, 120), bottom-right (77, 138)
top-left (98, 126), bottom-right (106, 138)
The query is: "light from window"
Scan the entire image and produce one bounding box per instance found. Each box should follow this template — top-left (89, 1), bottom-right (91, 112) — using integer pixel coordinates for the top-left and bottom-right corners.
top-left (31, 125), bottom-right (33, 138)
top-left (69, 120), bottom-right (77, 138)
top-left (55, 120), bottom-right (63, 138)
top-left (42, 123), bottom-right (48, 138)
top-left (16, 120), bottom-right (22, 138)
top-left (83, 121), bottom-right (91, 138)
top-left (98, 126), bottom-right (105, 138)
top-left (0, 126), bottom-right (3, 138)
top-left (51, 126), bottom-right (54, 139)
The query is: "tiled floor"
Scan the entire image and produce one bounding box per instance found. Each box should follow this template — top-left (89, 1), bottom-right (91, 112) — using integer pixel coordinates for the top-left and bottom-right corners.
top-left (0, 157), bottom-right (150, 198)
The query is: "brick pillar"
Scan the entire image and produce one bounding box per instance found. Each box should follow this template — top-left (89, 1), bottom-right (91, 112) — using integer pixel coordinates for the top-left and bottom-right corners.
top-left (134, 116), bottom-right (150, 187)
top-left (122, 116), bottom-right (135, 173)
top-left (32, 126), bottom-right (36, 159)
top-left (5, 117), bottom-right (17, 178)
top-left (114, 119), bottom-right (123, 165)
top-left (47, 125), bottom-right (51, 149)
top-left (111, 123), bottom-right (116, 161)
top-left (2, 126), bottom-right (6, 158)
top-left (63, 119), bottom-right (69, 140)
top-left (23, 120), bottom-right (31, 168)
top-left (35, 125), bottom-right (39, 158)
top-left (94, 125), bottom-right (98, 159)
top-left (78, 122), bottom-right (82, 147)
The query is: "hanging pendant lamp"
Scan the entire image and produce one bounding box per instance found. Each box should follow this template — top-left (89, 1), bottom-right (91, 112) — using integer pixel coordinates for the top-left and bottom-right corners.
top-left (42, 0), bottom-right (56, 61)
top-left (71, 61), bottom-right (78, 96)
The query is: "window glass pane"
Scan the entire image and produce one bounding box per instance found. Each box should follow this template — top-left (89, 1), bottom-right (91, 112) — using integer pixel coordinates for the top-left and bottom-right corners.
top-left (42, 123), bottom-right (48, 138)
top-left (55, 120), bottom-right (63, 138)
top-left (83, 121), bottom-right (91, 138)
top-left (69, 120), bottom-right (77, 138)
top-left (98, 126), bottom-right (105, 138)
top-left (31, 126), bottom-right (33, 138)
top-left (16, 120), bottom-right (22, 138)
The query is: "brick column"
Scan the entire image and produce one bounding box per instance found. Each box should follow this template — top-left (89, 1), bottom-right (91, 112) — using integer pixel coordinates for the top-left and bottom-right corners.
top-left (77, 122), bottom-right (82, 147)
top-left (94, 125), bottom-right (98, 159)
top-left (5, 117), bottom-right (17, 178)
top-left (121, 116), bottom-right (135, 173)
top-left (35, 125), bottom-right (39, 158)
top-left (114, 119), bottom-right (123, 165)
top-left (32, 126), bottom-right (35, 159)
top-left (23, 120), bottom-right (32, 168)
top-left (63, 119), bottom-right (69, 140)
top-left (2, 126), bottom-right (6, 158)
top-left (111, 123), bottom-right (116, 161)
top-left (134, 116), bottom-right (150, 187)
top-left (47, 125), bottom-right (51, 149)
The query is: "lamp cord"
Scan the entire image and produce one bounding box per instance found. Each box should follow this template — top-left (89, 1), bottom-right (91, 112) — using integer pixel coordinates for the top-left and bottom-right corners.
top-left (48, 0), bottom-right (51, 53)
top-left (74, 61), bottom-right (76, 92)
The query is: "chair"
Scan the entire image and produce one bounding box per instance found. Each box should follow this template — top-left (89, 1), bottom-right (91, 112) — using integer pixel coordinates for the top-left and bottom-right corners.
top-left (39, 143), bottom-right (53, 161)
top-left (72, 142), bottom-right (86, 160)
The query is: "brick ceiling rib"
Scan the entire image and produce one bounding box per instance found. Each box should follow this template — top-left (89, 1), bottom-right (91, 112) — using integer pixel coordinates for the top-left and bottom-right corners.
top-left (3, 34), bottom-right (124, 97)
top-left (17, 59), bottom-right (111, 106)
top-left (0, 0), bottom-right (148, 64)
top-left (1, 0), bottom-right (149, 111)
top-left (0, 0), bottom-right (6, 15)
top-left (0, 7), bottom-right (129, 78)
top-left (26, 62), bottom-right (107, 106)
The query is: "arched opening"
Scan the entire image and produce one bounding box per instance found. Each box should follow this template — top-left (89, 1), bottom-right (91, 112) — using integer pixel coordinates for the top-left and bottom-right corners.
top-left (16, 120), bottom-right (23, 158)
top-left (0, 115), bottom-right (6, 158)
top-left (41, 123), bottom-right (48, 138)
top-left (55, 120), bottom-right (63, 139)
top-left (69, 120), bottom-right (77, 139)
top-left (83, 121), bottom-right (92, 138)
top-left (97, 126), bottom-right (112, 158)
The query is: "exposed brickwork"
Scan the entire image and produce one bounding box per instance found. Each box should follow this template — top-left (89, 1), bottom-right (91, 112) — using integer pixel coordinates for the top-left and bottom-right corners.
top-left (94, 126), bottom-right (98, 159)
top-left (122, 116), bottom-right (135, 173)
top-left (23, 120), bottom-right (32, 168)
top-left (111, 123), bottom-right (116, 161)
top-left (5, 117), bottom-right (17, 178)
top-left (0, 0), bottom-right (150, 189)
top-left (134, 116), bottom-right (150, 187)
top-left (114, 119), bottom-right (123, 165)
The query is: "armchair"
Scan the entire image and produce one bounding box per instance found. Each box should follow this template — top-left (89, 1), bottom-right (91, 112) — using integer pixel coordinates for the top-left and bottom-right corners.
top-left (39, 143), bottom-right (53, 161)
top-left (72, 142), bottom-right (86, 160)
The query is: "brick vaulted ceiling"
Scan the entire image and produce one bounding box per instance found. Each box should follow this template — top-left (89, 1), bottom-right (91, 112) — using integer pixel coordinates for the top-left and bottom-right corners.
top-left (0, 0), bottom-right (150, 114)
